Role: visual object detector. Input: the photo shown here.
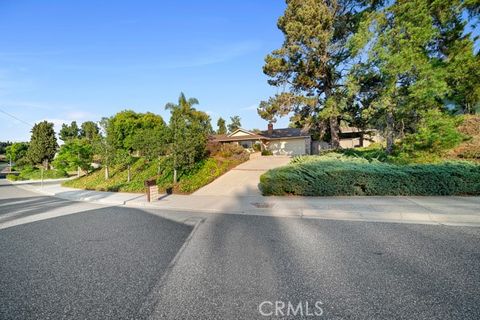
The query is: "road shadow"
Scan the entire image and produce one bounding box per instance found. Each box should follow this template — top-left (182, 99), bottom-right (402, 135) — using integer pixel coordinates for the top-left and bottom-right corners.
top-left (0, 205), bottom-right (192, 320)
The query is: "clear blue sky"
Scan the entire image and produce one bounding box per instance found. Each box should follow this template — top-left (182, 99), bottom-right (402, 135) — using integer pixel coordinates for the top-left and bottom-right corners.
top-left (0, 0), bottom-right (288, 142)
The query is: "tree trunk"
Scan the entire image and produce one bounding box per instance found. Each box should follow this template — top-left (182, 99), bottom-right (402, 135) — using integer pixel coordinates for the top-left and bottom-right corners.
top-left (385, 111), bottom-right (395, 154)
top-left (329, 116), bottom-right (340, 149)
top-left (104, 165), bottom-right (109, 180)
top-left (77, 166), bottom-right (81, 178)
top-left (359, 132), bottom-right (364, 147)
top-left (127, 165), bottom-right (131, 183)
top-left (173, 169), bottom-right (177, 184)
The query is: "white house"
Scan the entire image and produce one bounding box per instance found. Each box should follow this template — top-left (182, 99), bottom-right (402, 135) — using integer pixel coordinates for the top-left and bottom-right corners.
top-left (211, 124), bottom-right (311, 155)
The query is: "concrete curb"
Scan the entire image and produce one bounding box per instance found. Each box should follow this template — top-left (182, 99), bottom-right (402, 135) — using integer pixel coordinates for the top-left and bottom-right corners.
top-left (6, 177), bottom-right (75, 185)
top-left (8, 182), bottom-right (480, 227)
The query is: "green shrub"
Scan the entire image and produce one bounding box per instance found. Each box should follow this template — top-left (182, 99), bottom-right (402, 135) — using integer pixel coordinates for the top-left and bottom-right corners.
top-left (216, 143), bottom-right (249, 160)
top-left (176, 158), bottom-right (236, 193)
top-left (261, 149), bottom-right (273, 156)
top-left (6, 174), bottom-right (21, 181)
top-left (399, 110), bottom-right (466, 157)
top-left (259, 156), bottom-right (480, 196)
top-left (17, 167), bottom-right (68, 180)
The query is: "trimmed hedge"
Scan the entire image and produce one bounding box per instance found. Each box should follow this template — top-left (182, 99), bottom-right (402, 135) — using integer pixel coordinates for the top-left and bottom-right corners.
top-left (259, 156), bottom-right (480, 196)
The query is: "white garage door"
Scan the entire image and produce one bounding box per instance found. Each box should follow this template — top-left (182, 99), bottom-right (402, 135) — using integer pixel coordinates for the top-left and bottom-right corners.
top-left (268, 138), bottom-right (306, 155)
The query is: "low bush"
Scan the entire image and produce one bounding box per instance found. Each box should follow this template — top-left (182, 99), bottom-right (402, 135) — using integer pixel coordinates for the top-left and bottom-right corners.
top-left (214, 143), bottom-right (249, 161)
top-left (259, 156), bottom-right (480, 196)
top-left (175, 158), bottom-right (240, 193)
top-left (6, 174), bottom-right (21, 181)
top-left (261, 149), bottom-right (273, 156)
top-left (8, 166), bottom-right (69, 181)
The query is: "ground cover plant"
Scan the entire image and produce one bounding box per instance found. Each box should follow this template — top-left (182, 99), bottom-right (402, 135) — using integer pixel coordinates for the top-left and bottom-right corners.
top-left (7, 166), bottom-right (68, 181)
top-left (63, 143), bottom-right (249, 194)
top-left (260, 153), bottom-right (480, 196)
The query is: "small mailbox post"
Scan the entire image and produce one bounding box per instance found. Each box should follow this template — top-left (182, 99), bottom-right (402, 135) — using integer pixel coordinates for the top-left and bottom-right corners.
top-left (144, 178), bottom-right (159, 202)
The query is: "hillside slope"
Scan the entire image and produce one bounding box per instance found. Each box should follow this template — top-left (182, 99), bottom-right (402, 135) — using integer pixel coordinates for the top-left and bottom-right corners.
top-left (450, 115), bottom-right (480, 162)
top-left (63, 155), bottom-right (248, 194)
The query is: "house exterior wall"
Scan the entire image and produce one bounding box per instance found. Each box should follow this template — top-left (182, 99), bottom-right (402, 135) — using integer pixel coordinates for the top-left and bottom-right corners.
top-left (311, 141), bottom-right (333, 154)
top-left (267, 138), bottom-right (308, 155)
top-left (339, 138), bottom-right (362, 148)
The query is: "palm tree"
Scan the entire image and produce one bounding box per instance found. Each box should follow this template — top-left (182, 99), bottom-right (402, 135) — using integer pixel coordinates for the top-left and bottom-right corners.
top-left (165, 92), bottom-right (199, 113)
top-left (165, 92), bottom-right (200, 184)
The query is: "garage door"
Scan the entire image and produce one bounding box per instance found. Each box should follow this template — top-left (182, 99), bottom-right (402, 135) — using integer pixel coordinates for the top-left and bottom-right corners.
top-left (268, 138), bottom-right (306, 155)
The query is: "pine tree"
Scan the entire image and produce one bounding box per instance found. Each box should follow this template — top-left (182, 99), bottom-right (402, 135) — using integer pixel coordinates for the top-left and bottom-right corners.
top-left (259, 0), bottom-right (382, 148)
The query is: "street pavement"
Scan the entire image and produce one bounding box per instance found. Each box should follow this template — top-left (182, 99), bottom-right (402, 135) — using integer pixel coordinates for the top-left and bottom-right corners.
top-left (149, 214), bottom-right (480, 319)
top-left (1, 181), bottom-right (480, 319)
top-left (0, 182), bottom-right (193, 319)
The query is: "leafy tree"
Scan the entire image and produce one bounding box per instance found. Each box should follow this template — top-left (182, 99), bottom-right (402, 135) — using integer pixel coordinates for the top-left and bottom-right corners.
top-left (5, 142), bottom-right (29, 164)
top-left (131, 126), bottom-right (168, 161)
top-left (0, 141), bottom-right (12, 155)
top-left (216, 117), bottom-right (227, 135)
top-left (165, 92), bottom-right (211, 183)
top-left (59, 121), bottom-right (80, 142)
top-left (80, 121), bottom-right (100, 141)
top-left (106, 110), bottom-right (165, 152)
top-left (351, 0), bottom-right (479, 152)
top-left (26, 121), bottom-right (58, 168)
top-left (259, 0), bottom-right (382, 148)
top-left (114, 149), bottom-right (136, 182)
top-left (53, 138), bottom-right (93, 177)
top-left (428, 0), bottom-right (480, 114)
top-left (227, 115), bottom-right (242, 133)
top-left (95, 117), bottom-right (116, 180)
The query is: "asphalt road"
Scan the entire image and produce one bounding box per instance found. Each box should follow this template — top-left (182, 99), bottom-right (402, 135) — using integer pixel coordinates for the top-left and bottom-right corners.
top-left (1, 182), bottom-right (480, 319)
top-left (0, 183), bottom-right (192, 319)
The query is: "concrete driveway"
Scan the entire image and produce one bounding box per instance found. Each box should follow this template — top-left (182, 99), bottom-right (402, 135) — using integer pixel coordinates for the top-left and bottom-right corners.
top-left (193, 155), bottom-right (291, 196)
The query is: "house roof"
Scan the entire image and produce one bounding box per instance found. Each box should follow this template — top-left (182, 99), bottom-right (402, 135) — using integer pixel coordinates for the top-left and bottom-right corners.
top-left (260, 128), bottom-right (310, 139)
top-left (210, 134), bottom-right (265, 142)
top-left (210, 127), bottom-right (310, 142)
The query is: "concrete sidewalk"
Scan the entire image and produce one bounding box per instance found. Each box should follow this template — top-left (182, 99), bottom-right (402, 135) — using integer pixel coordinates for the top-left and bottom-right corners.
top-left (10, 181), bottom-right (480, 226)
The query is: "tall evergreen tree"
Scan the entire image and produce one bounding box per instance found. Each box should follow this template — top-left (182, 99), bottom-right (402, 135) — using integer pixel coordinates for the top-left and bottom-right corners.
top-left (350, 0), bottom-right (478, 152)
top-left (259, 0), bottom-right (382, 147)
top-left (59, 121), bottom-right (80, 141)
top-left (26, 121), bottom-right (58, 168)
